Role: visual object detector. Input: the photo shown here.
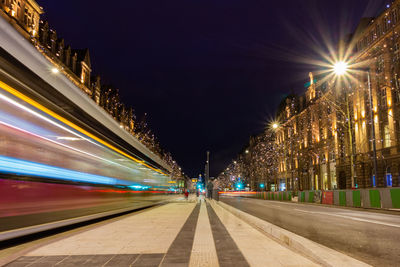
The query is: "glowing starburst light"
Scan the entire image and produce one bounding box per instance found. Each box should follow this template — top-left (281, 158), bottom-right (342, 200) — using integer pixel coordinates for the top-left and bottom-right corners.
top-left (333, 61), bottom-right (348, 75)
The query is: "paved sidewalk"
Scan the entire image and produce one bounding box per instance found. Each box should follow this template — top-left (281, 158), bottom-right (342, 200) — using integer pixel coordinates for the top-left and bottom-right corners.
top-left (4, 199), bottom-right (338, 266)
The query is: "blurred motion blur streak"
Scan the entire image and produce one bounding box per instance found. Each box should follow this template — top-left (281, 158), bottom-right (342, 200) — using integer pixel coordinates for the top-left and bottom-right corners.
top-left (0, 80), bottom-right (173, 235)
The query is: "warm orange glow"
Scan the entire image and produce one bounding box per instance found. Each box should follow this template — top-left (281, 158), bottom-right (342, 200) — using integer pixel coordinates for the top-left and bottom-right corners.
top-left (374, 115), bottom-right (378, 123)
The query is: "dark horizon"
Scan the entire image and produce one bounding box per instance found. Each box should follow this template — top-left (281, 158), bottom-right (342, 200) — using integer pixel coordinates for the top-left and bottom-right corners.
top-left (38, 0), bottom-right (386, 177)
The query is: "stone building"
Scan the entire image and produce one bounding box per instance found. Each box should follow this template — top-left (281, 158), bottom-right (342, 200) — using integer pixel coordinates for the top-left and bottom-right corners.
top-left (275, 73), bottom-right (343, 191)
top-left (0, 0), bottom-right (42, 38)
top-left (275, 1), bottom-right (400, 190)
top-left (37, 20), bottom-right (95, 97)
top-left (348, 0), bottom-right (400, 188)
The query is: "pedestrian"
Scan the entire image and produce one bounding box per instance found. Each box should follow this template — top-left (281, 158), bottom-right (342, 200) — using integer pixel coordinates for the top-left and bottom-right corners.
top-left (184, 189), bottom-right (189, 200)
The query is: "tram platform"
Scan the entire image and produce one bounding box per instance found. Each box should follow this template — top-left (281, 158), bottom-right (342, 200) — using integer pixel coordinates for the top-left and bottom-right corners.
top-left (2, 196), bottom-right (363, 267)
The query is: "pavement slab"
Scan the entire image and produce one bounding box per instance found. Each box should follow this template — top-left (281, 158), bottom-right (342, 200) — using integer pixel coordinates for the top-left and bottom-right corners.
top-left (189, 198), bottom-right (219, 267)
top-left (26, 203), bottom-right (196, 256)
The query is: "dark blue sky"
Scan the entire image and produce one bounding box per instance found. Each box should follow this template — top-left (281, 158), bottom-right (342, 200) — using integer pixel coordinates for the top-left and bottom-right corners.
top-left (38, 0), bottom-right (386, 177)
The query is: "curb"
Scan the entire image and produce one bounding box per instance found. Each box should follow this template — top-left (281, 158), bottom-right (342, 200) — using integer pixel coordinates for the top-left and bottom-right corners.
top-left (215, 200), bottom-right (371, 267)
top-left (240, 195), bottom-right (400, 214)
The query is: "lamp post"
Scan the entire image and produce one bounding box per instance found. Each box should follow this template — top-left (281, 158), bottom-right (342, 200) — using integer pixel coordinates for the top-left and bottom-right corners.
top-left (367, 70), bottom-right (378, 186)
top-left (333, 62), bottom-right (378, 187)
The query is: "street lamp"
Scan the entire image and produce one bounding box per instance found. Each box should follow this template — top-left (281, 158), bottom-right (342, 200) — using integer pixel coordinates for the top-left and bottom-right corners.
top-left (333, 61), bottom-right (348, 75)
top-left (333, 61), bottom-right (378, 188)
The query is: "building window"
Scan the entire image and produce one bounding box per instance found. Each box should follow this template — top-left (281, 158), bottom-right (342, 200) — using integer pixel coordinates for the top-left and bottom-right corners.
top-left (376, 55), bottom-right (384, 74)
top-left (16, 0), bottom-right (20, 17)
top-left (392, 9), bottom-right (397, 24)
top-left (384, 124), bottom-right (391, 148)
top-left (330, 168), bottom-right (337, 189)
top-left (394, 43), bottom-right (400, 62)
top-left (369, 31), bottom-right (374, 43)
top-left (380, 87), bottom-right (387, 109)
top-left (386, 167), bottom-right (392, 186)
top-left (384, 17), bottom-right (390, 31)
top-left (376, 24), bottom-right (381, 37)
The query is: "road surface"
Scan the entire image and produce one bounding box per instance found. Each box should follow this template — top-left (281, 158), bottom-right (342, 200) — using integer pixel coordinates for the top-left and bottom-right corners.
top-left (220, 196), bottom-right (400, 266)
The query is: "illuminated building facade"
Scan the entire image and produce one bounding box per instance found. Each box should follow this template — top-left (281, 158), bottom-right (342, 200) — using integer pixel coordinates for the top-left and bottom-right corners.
top-left (0, 0), bottom-right (42, 38)
top-left (276, 1), bottom-right (400, 190)
top-left (275, 73), bottom-right (343, 191)
top-left (349, 1), bottom-right (400, 188)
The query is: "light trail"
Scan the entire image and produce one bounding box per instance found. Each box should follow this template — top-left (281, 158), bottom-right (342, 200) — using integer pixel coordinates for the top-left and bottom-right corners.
top-left (0, 80), bottom-right (166, 176)
top-left (0, 155), bottom-right (122, 185)
top-left (0, 120), bottom-right (141, 175)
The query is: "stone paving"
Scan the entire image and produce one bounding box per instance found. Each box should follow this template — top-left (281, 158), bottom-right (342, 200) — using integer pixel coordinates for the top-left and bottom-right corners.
top-left (5, 196), bottom-right (322, 267)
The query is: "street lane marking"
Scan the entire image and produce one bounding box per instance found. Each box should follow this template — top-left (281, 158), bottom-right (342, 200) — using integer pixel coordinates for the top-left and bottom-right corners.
top-left (294, 209), bottom-right (400, 228)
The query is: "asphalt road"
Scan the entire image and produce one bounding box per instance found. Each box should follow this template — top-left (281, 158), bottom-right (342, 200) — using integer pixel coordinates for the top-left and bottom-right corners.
top-left (220, 196), bottom-right (400, 267)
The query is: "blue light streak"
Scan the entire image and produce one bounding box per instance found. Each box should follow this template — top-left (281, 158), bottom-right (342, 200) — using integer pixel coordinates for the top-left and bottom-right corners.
top-left (0, 155), bottom-right (133, 186)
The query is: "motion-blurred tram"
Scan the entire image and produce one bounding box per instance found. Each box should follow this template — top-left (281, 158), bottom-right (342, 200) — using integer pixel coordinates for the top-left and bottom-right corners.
top-left (0, 18), bottom-right (175, 241)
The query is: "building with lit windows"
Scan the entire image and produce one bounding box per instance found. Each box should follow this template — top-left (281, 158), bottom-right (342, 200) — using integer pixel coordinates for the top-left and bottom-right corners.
top-left (348, 0), bottom-right (400, 188)
top-left (275, 73), bottom-right (342, 191)
top-left (0, 0), bottom-right (42, 38)
top-left (275, 1), bottom-right (400, 190)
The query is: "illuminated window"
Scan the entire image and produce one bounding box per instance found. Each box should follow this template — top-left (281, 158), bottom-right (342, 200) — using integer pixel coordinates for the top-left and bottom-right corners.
top-left (376, 55), bottom-right (384, 74)
top-left (394, 43), bottom-right (400, 62)
top-left (381, 87), bottom-right (387, 109)
top-left (330, 169), bottom-right (337, 189)
top-left (384, 124), bottom-right (391, 147)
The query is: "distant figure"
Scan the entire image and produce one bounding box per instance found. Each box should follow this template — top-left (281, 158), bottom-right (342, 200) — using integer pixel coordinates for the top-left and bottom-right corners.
top-left (184, 189), bottom-right (189, 200)
top-left (207, 181), bottom-right (214, 199)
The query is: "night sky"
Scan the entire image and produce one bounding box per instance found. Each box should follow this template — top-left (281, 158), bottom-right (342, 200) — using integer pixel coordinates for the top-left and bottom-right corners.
top-left (38, 0), bottom-right (386, 177)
